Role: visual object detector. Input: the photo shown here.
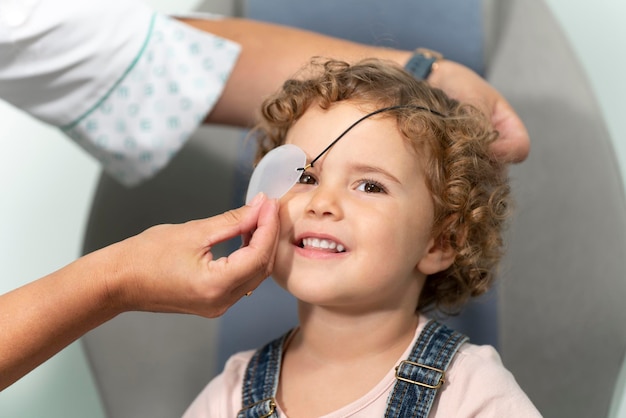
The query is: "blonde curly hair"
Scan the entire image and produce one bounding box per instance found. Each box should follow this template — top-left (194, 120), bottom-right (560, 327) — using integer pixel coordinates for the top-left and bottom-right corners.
top-left (253, 58), bottom-right (510, 313)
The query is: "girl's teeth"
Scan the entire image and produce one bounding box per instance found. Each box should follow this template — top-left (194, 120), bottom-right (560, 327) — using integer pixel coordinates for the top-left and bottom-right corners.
top-left (302, 238), bottom-right (345, 252)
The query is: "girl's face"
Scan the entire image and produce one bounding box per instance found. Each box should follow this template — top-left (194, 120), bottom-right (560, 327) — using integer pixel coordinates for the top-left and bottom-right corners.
top-left (273, 102), bottom-right (454, 313)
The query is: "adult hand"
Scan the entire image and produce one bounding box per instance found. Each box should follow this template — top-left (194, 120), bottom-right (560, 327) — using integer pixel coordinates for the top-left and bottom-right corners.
top-left (0, 194), bottom-right (278, 390)
top-left (107, 193), bottom-right (279, 317)
top-left (429, 60), bottom-right (530, 163)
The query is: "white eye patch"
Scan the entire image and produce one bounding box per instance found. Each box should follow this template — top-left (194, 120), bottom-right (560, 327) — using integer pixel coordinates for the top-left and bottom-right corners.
top-left (245, 144), bottom-right (307, 204)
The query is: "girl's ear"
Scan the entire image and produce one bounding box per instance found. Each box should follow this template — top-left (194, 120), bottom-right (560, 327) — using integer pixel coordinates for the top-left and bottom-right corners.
top-left (416, 236), bottom-right (456, 275)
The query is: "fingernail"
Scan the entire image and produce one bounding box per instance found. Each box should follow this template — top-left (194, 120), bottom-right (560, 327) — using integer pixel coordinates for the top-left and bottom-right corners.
top-left (249, 192), bottom-right (265, 207)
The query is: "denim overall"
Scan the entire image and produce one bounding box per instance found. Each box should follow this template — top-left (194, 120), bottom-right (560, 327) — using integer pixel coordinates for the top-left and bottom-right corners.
top-left (237, 320), bottom-right (468, 418)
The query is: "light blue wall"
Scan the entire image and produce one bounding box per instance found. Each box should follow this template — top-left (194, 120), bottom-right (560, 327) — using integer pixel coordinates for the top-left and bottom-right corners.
top-left (0, 103), bottom-right (104, 417)
top-left (544, 0), bottom-right (626, 188)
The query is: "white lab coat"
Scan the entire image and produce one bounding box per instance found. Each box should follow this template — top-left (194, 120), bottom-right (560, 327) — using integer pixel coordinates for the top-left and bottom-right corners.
top-left (0, 0), bottom-right (240, 185)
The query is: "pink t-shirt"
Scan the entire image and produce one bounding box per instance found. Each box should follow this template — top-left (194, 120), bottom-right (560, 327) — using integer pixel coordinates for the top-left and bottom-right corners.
top-left (183, 316), bottom-right (542, 417)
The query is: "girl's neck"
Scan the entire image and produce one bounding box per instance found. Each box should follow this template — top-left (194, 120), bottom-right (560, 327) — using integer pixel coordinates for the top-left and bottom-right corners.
top-left (292, 304), bottom-right (420, 362)
top-left (276, 305), bottom-right (421, 417)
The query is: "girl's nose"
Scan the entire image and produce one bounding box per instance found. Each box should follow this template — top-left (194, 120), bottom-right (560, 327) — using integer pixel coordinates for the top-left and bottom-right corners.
top-left (304, 183), bottom-right (344, 219)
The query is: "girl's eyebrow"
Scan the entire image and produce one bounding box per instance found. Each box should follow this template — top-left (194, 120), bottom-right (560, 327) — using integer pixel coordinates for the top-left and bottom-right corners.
top-left (349, 163), bottom-right (402, 185)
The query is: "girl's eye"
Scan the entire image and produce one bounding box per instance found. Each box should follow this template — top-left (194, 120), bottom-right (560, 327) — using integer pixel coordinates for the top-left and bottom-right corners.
top-left (356, 180), bottom-right (386, 194)
top-left (298, 172), bottom-right (317, 185)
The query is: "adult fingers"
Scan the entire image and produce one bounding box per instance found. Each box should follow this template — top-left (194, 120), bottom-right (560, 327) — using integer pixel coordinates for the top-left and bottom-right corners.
top-left (192, 193), bottom-right (272, 249)
top-left (489, 99), bottom-right (531, 163)
top-left (205, 198), bottom-right (279, 305)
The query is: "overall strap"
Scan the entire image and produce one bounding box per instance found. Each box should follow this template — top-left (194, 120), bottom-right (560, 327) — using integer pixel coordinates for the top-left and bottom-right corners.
top-left (237, 332), bottom-right (290, 418)
top-left (384, 320), bottom-right (469, 418)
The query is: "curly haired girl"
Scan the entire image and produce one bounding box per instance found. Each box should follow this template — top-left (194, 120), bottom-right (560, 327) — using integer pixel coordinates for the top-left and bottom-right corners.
top-left (184, 58), bottom-right (540, 418)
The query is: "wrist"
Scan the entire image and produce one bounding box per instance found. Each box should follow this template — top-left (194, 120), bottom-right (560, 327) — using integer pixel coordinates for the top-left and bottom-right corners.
top-left (84, 241), bottom-right (133, 316)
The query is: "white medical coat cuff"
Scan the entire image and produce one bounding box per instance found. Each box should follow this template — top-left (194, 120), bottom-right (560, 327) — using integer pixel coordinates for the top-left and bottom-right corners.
top-left (60, 13), bottom-right (240, 186)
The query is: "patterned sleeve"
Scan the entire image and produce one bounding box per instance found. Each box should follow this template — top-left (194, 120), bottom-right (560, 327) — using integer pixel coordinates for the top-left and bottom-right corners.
top-left (0, 0), bottom-right (241, 186)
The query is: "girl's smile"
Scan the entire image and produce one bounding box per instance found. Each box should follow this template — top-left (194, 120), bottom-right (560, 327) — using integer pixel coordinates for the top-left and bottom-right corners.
top-left (297, 234), bottom-right (347, 254)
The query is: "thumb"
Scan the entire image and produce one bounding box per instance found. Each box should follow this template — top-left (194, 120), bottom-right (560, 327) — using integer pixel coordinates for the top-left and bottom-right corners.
top-left (198, 193), bottom-right (274, 247)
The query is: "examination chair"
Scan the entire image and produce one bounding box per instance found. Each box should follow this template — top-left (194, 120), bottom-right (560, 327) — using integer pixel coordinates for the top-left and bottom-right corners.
top-left (80, 1), bottom-right (626, 417)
